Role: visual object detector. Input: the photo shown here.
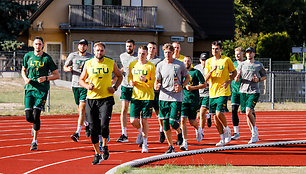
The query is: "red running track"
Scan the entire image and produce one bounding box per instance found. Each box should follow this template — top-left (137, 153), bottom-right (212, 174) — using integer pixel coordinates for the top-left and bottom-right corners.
top-left (1, 111), bottom-right (306, 174)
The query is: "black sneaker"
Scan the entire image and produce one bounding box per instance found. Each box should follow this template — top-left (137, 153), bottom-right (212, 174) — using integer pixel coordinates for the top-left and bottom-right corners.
top-left (207, 117), bottom-right (212, 128)
top-left (176, 132), bottom-right (183, 146)
top-left (116, 134), bottom-right (128, 142)
top-left (159, 131), bottom-right (165, 143)
top-left (85, 126), bottom-right (90, 137)
top-left (92, 154), bottom-right (103, 165)
top-left (30, 142), bottom-right (37, 151)
top-left (71, 133), bottom-right (79, 142)
top-left (165, 145), bottom-right (175, 154)
top-left (102, 146), bottom-right (110, 160)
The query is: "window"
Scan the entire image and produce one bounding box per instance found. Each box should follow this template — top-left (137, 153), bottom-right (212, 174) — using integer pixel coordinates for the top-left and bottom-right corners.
top-left (83, 0), bottom-right (94, 5)
top-left (131, 0), bottom-right (142, 6)
top-left (103, 0), bottom-right (121, 5)
top-left (45, 42), bottom-right (62, 70)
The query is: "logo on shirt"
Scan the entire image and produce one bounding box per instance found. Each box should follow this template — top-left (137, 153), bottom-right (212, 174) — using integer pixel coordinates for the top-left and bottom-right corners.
top-left (92, 68), bottom-right (109, 74)
top-left (133, 69), bottom-right (148, 75)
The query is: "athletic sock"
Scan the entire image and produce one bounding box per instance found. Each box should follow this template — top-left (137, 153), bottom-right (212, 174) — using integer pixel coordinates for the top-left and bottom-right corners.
top-left (137, 128), bottom-right (142, 134)
top-left (234, 126), bottom-right (239, 134)
top-left (76, 125), bottom-right (82, 135)
top-left (143, 137), bottom-right (148, 146)
top-left (206, 114), bottom-right (211, 119)
top-left (183, 139), bottom-right (187, 144)
top-left (220, 134), bottom-right (225, 140)
top-left (84, 121), bottom-right (89, 126)
top-left (32, 140), bottom-right (37, 144)
top-left (122, 127), bottom-right (127, 136)
top-left (159, 126), bottom-right (163, 132)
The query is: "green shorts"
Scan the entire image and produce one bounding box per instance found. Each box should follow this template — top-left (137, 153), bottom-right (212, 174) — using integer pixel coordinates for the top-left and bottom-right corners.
top-left (159, 100), bottom-right (181, 122)
top-left (231, 92), bottom-right (241, 106)
top-left (130, 99), bottom-right (153, 118)
top-left (199, 96), bottom-right (209, 109)
top-left (72, 87), bottom-right (87, 105)
top-left (24, 90), bottom-right (48, 110)
top-left (240, 93), bottom-right (260, 113)
top-left (120, 86), bottom-right (133, 101)
top-left (153, 91), bottom-right (159, 112)
top-left (181, 102), bottom-right (200, 121)
top-left (209, 96), bottom-right (229, 114)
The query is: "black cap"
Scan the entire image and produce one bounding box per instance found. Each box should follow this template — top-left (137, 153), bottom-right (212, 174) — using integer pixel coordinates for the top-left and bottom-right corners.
top-left (79, 39), bottom-right (88, 45)
top-left (200, 53), bottom-right (209, 60)
top-left (245, 47), bottom-right (255, 53)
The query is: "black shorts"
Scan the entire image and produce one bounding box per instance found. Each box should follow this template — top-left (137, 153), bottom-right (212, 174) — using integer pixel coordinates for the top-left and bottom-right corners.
top-left (85, 97), bottom-right (115, 124)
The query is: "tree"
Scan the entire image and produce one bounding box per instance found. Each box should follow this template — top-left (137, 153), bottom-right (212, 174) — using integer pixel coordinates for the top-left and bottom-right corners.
top-left (0, 0), bottom-right (37, 41)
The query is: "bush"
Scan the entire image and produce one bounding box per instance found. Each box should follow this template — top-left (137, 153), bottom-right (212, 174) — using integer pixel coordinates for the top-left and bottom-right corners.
top-left (0, 40), bottom-right (25, 51)
top-left (257, 32), bottom-right (292, 61)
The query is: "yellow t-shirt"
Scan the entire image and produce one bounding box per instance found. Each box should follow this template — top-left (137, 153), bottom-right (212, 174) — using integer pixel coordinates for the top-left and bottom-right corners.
top-left (129, 60), bottom-right (156, 100)
top-left (204, 55), bottom-right (236, 98)
top-left (85, 57), bottom-right (114, 99)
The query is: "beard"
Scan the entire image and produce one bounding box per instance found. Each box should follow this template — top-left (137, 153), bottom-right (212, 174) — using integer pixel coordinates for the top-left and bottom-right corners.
top-left (186, 65), bottom-right (191, 69)
top-left (127, 49), bottom-right (133, 54)
top-left (97, 55), bottom-right (104, 60)
top-left (80, 50), bottom-right (86, 54)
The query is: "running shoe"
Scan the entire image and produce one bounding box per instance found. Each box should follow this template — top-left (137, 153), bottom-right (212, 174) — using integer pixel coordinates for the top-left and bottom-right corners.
top-left (70, 133), bottom-right (79, 142)
top-left (248, 135), bottom-right (259, 144)
top-left (142, 144), bottom-right (149, 153)
top-left (180, 142), bottom-right (188, 151)
top-left (159, 131), bottom-right (165, 143)
top-left (224, 127), bottom-right (231, 144)
top-left (165, 145), bottom-right (175, 154)
top-left (231, 133), bottom-right (240, 140)
top-left (102, 146), bottom-right (109, 160)
top-left (216, 139), bottom-right (226, 147)
top-left (136, 133), bottom-right (143, 145)
top-left (30, 142), bottom-right (37, 151)
top-left (92, 154), bottom-right (103, 165)
top-left (116, 134), bottom-right (128, 142)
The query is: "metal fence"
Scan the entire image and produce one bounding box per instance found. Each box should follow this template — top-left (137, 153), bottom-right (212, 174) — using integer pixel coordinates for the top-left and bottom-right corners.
top-left (1, 51), bottom-right (306, 105)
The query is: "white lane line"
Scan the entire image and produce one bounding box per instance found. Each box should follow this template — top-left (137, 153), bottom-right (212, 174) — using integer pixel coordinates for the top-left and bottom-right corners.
top-left (23, 146), bottom-right (166, 174)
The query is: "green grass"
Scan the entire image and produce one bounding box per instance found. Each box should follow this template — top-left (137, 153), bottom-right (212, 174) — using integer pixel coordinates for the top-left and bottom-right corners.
top-left (115, 165), bottom-right (306, 174)
top-left (0, 77), bottom-right (121, 116)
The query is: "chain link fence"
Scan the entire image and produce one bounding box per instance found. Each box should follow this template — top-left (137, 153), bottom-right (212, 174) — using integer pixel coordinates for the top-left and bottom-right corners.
top-left (1, 51), bottom-right (306, 105)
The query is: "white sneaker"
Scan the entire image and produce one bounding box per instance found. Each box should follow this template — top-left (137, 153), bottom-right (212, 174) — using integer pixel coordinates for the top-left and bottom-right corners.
top-left (180, 142), bottom-right (188, 151)
top-left (196, 128), bottom-right (202, 142)
top-left (216, 139), bottom-right (226, 147)
top-left (224, 128), bottom-right (231, 144)
top-left (231, 133), bottom-right (240, 140)
top-left (142, 144), bottom-right (148, 153)
top-left (248, 135), bottom-right (259, 144)
top-left (136, 133), bottom-right (143, 145)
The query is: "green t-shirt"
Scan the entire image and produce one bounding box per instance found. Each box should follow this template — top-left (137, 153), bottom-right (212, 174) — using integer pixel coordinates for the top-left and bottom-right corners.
top-left (231, 61), bottom-right (241, 93)
top-left (183, 68), bottom-right (205, 103)
top-left (23, 51), bottom-right (58, 91)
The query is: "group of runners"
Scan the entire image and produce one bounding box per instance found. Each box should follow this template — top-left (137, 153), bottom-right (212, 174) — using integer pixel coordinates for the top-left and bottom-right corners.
top-left (21, 37), bottom-right (267, 165)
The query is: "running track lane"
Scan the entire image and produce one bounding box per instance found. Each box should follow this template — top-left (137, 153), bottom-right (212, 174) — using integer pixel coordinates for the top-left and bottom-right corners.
top-left (0, 111), bottom-right (306, 174)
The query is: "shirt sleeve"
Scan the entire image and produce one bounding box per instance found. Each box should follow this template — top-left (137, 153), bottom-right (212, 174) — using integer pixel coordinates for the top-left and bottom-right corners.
top-left (197, 70), bottom-right (205, 84)
top-left (47, 56), bottom-right (58, 72)
top-left (23, 54), bottom-right (29, 68)
top-left (227, 58), bottom-right (236, 73)
top-left (64, 53), bottom-right (73, 66)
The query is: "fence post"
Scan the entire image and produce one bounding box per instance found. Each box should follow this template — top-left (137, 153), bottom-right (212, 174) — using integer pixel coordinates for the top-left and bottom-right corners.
top-left (13, 52), bottom-right (16, 71)
top-left (271, 72), bottom-right (275, 109)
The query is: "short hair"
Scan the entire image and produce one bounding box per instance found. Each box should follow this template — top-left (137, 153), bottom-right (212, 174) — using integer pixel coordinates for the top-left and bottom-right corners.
top-left (172, 41), bottom-right (180, 45)
top-left (162, 43), bottom-right (174, 52)
top-left (93, 42), bottom-right (106, 49)
top-left (138, 45), bottom-right (148, 51)
top-left (33, 36), bottom-right (44, 43)
top-left (184, 56), bottom-right (192, 61)
top-left (126, 39), bottom-right (135, 45)
top-left (212, 41), bottom-right (222, 49)
top-left (148, 42), bottom-right (156, 45)
top-left (235, 47), bottom-right (243, 52)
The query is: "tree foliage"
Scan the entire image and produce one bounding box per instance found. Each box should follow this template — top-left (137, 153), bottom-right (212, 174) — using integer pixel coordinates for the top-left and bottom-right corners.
top-left (0, 0), bottom-right (37, 41)
top-left (257, 32), bottom-right (292, 61)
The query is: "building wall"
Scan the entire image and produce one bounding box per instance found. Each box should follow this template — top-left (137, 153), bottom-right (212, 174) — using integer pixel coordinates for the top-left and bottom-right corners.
top-left (28, 0), bottom-right (195, 57)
